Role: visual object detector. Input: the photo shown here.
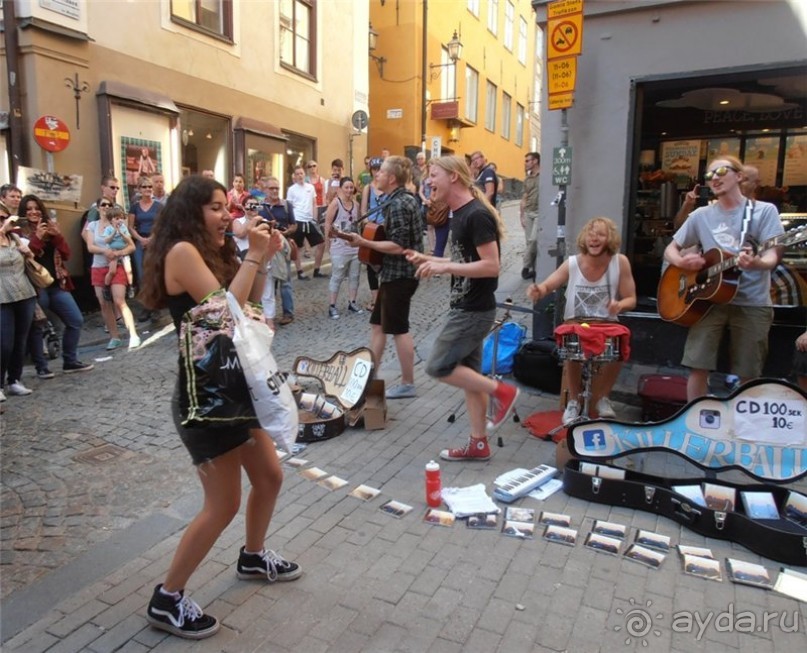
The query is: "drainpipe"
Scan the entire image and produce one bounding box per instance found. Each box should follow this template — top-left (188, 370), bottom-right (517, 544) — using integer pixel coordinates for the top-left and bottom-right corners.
top-left (3, 0), bottom-right (28, 179)
top-left (420, 0), bottom-right (428, 150)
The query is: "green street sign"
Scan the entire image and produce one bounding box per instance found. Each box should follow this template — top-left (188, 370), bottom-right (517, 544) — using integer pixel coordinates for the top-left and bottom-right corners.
top-left (552, 146), bottom-right (572, 186)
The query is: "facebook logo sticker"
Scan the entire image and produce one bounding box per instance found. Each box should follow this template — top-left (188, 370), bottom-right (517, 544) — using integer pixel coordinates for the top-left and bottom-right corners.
top-left (582, 429), bottom-right (606, 450)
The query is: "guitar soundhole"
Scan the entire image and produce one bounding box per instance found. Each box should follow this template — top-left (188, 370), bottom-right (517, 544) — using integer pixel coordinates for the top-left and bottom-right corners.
top-left (695, 270), bottom-right (708, 285)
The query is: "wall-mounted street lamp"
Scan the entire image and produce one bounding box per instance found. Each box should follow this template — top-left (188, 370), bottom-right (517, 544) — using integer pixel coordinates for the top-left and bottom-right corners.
top-left (369, 23), bottom-right (386, 78)
top-left (429, 30), bottom-right (463, 81)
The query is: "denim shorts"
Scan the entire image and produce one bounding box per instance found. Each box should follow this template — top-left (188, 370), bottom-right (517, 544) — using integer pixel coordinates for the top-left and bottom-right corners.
top-left (426, 308), bottom-right (496, 378)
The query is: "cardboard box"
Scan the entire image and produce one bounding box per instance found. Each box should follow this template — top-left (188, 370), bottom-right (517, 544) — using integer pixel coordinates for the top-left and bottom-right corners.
top-left (363, 379), bottom-right (387, 430)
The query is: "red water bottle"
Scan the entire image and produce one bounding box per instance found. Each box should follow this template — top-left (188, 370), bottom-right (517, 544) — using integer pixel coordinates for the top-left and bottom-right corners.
top-left (426, 460), bottom-right (442, 507)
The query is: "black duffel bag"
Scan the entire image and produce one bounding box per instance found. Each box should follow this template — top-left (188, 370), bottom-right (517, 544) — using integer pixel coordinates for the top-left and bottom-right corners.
top-left (513, 338), bottom-right (563, 394)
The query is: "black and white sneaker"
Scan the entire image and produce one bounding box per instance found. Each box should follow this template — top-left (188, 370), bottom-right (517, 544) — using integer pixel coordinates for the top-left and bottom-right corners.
top-left (146, 584), bottom-right (219, 640)
top-left (236, 547), bottom-right (302, 582)
top-left (63, 361), bottom-right (94, 374)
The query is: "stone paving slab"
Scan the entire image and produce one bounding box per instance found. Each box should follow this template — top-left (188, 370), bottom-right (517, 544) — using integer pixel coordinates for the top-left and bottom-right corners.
top-left (2, 201), bottom-right (807, 651)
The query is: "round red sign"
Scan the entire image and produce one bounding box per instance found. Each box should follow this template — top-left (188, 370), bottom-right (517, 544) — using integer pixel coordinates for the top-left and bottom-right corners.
top-left (33, 115), bottom-right (71, 153)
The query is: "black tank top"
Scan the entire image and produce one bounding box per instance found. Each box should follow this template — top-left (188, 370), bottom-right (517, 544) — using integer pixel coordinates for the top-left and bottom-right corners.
top-left (167, 292), bottom-right (196, 333)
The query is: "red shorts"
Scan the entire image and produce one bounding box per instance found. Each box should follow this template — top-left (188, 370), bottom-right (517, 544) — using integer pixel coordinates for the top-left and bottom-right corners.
top-left (91, 264), bottom-right (128, 287)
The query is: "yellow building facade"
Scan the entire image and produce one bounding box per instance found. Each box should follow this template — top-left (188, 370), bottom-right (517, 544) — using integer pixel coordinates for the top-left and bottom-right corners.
top-left (2, 1), bottom-right (369, 206)
top-left (369, 0), bottom-right (537, 179)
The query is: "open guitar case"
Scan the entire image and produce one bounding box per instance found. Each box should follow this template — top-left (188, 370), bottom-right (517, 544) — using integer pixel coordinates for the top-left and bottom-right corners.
top-left (562, 379), bottom-right (807, 565)
top-left (292, 348), bottom-right (374, 442)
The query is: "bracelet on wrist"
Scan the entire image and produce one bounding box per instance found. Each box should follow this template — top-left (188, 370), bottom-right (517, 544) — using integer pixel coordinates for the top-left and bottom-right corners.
top-left (243, 258), bottom-right (262, 266)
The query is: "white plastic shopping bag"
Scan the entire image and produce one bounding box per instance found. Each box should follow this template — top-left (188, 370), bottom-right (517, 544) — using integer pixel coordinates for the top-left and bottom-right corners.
top-left (226, 292), bottom-right (298, 452)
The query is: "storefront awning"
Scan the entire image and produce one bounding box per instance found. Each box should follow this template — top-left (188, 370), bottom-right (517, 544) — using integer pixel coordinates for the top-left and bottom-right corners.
top-left (97, 81), bottom-right (179, 115)
top-left (234, 117), bottom-right (287, 141)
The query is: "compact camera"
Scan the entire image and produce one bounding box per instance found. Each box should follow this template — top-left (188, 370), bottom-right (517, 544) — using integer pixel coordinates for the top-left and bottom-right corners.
top-left (699, 408), bottom-right (721, 429)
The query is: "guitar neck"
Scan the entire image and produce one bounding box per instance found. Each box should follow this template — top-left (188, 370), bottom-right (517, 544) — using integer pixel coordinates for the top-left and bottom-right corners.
top-left (707, 230), bottom-right (797, 277)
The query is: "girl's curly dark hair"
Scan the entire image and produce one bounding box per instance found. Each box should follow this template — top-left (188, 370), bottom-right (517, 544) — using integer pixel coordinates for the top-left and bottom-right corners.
top-left (139, 175), bottom-right (238, 309)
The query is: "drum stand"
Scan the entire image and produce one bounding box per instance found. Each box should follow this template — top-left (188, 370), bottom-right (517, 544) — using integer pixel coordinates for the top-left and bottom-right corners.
top-left (446, 300), bottom-right (524, 447)
top-left (546, 355), bottom-right (600, 439)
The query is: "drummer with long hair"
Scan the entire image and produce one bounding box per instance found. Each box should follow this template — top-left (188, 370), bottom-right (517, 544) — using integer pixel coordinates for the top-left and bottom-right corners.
top-left (527, 217), bottom-right (636, 425)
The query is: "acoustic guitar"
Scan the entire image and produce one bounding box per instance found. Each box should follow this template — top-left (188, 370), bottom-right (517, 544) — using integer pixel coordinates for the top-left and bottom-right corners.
top-left (657, 226), bottom-right (807, 326)
top-left (333, 222), bottom-right (386, 268)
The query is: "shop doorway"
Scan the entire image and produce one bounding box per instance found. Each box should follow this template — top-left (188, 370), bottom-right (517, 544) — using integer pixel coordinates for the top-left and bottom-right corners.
top-left (629, 65), bottom-right (807, 301)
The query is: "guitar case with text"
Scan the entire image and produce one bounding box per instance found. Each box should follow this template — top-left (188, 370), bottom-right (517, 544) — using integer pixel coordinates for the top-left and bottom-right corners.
top-left (562, 379), bottom-right (807, 565)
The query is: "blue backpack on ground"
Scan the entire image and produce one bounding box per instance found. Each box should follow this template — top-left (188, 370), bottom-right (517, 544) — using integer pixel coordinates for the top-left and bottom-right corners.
top-left (481, 322), bottom-right (527, 375)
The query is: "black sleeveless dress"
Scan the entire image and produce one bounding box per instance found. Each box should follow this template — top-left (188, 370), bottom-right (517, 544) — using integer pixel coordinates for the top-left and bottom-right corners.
top-left (168, 292), bottom-right (259, 465)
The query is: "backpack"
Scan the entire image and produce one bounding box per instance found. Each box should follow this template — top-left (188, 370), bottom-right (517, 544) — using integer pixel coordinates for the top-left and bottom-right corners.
top-left (481, 322), bottom-right (527, 375)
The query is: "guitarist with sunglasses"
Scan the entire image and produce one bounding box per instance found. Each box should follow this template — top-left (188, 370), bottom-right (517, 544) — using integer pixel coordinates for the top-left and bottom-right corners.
top-left (663, 155), bottom-right (784, 401)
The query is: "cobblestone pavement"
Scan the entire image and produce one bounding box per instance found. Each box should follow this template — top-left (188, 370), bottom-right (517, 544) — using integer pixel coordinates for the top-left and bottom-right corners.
top-left (2, 202), bottom-right (806, 652)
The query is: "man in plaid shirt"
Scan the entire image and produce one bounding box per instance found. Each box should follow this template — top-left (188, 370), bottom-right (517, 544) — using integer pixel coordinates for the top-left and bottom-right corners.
top-left (342, 155), bottom-right (424, 399)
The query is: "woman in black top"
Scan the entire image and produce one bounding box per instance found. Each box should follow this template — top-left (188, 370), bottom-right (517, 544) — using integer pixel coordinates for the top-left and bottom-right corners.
top-left (138, 175), bottom-right (300, 640)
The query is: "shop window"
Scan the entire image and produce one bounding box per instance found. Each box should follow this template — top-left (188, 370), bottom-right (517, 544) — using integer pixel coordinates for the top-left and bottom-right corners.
top-left (465, 66), bottom-right (479, 123)
top-left (487, 0), bottom-right (498, 36)
top-left (179, 107), bottom-right (231, 181)
top-left (515, 103), bottom-right (524, 146)
top-left (502, 93), bottom-right (512, 140)
top-left (485, 81), bottom-right (497, 132)
top-left (171, 0), bottom-right (233, 41)
top-left (280, 0), bottom-right (316, 79)
top-left (281, 131), bottom-right (315, 186)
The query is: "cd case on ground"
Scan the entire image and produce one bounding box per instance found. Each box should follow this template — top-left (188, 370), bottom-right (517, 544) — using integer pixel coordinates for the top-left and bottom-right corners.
top-left (634, 530), bottom-right (671, 552)
top-left (584, 532), bottom-right (622, 555)
top-left (543, 524), bottom-right (577, 546)
top-left (726, 558), bottom-right (773, 589)
top-left (624, 544), bottom-right (666, 569)
top-left (682, 554), bottom-right (723, 582)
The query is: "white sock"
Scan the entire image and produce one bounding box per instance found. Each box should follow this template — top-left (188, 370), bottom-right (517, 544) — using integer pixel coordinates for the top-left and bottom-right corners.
top-left (159, 586), bottom-right (181, 599)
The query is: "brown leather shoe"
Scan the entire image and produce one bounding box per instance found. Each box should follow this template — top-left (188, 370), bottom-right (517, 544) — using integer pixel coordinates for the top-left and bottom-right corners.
top-left (278, 315), bottom-right (294, 326)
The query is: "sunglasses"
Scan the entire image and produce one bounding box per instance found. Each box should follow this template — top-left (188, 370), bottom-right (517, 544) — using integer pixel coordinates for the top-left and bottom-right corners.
top-left (140, 185), bottom-right (153, 189)
top-left (107, 185), bottom-right (120, 190)
top-left (704, 166), bottom-right (738, 182)
top-left (306, 164), bottom-right (316, 168)
top-left (99, 203), bottom-right (112, 208)
top-left (244, 204), bottom-right (259, 210)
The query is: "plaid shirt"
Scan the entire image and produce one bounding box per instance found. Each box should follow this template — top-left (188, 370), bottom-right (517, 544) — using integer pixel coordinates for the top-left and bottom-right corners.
top-left (379, 188), bottom-right (424, 283)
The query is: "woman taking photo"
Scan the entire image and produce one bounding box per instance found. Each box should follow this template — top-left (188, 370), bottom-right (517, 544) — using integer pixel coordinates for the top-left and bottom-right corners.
top-left (138, 175), bottom-right (300, 640)
top-left (0, 208), bottom-right (37, 399)
top-left (83, 203), bottom-right (140, 350)
top-left (324, 177), bottom-right (363, 318)
top-left (20, 194), bottom-right (94, 375)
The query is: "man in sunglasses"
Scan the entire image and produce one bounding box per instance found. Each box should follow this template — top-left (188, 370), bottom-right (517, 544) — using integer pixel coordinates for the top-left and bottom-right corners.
top-left (86, 176), bottom-right (124, 223)
top-left (664, 155), bottom-right (784, 401)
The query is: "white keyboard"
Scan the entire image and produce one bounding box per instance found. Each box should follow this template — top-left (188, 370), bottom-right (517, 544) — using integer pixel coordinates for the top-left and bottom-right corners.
top-left (494, 465), bottom-right (558, 503)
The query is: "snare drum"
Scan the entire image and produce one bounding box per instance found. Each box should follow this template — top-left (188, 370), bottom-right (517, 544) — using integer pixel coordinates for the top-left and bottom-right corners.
top-left (558, 334), bottom-right (586, 361)
top-left (554, 322), bottom-right (630, 363)
top-left (598, 336), bottom-right (621, 362)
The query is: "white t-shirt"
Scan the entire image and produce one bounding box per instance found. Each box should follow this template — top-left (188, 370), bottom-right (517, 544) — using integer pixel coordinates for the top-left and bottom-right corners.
top-left (286, 183), bottom-right (316, 223)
